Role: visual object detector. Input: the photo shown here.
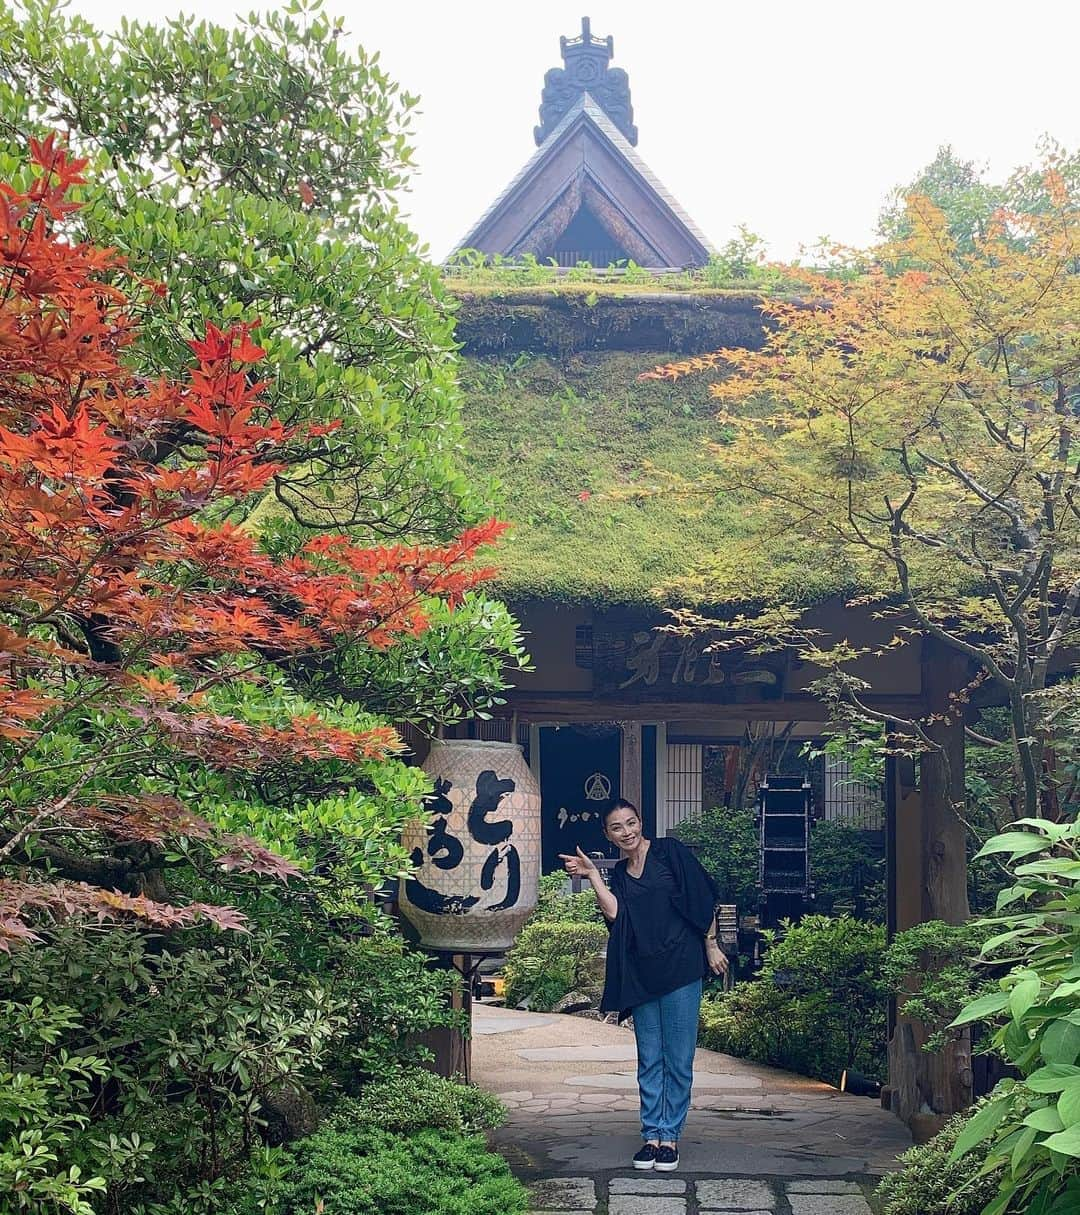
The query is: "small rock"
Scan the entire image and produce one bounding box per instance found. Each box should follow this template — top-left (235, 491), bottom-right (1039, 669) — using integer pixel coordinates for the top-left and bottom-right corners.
top-left (553, 990), bottom-right (595, 1014)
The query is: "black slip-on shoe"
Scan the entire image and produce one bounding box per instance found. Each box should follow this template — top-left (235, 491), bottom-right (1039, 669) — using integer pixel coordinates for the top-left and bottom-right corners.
top-left (632, 1142), bottom-right (658, 1170)
top-left (654, 1144), bottom-right (679, 1172)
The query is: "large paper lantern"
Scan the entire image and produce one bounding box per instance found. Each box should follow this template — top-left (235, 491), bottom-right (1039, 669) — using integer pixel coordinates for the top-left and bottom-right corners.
top-left (399, 739), bottom-right (541, 952)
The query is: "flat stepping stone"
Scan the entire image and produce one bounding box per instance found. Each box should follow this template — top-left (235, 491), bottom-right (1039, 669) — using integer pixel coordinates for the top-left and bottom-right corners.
top-left (787, 1197), bottom-right (871, 1215)
top-left (565, 1071), bottom-right (762, 1090)
top-left (518, 1046), bottom-right (638, 1061)
top-left (610, 1177), bottom-right (687, 1193)
top-left (609, 1197), bottom-right (685, 1215)
top-left (696, 1178), bottom-right (776, 1210)
top-left (529, 1178), bottom-right (596, 1210)
top-left (787, 1180), bottom-right (864, 1194)
top-left (474, 1014), bottom-right (552, 1035)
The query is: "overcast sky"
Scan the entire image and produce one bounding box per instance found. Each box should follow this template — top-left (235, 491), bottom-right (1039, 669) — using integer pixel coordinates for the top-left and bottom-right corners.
top-left (64, 0), bottom-right (1080, 263)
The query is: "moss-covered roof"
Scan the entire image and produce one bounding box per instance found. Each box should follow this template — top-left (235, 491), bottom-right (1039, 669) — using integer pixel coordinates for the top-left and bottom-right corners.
top-left (452, 286), bottom-right (773, 358)
top-left (462, 347), bottom-right (859, 610)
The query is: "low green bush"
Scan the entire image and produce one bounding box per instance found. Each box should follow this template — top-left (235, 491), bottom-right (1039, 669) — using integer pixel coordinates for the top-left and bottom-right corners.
top-left (699, 914), bottom-right (886, 1083)
top-left (321, 928), bottom-right (466, 1089)
top-left (674, 808), bottom-right (886, 923)
top-left (0, 926), bottom-right (344, 1214)
top-left (530, 872), bottom-right (604, 924)
top-left (875, 1103), bottom-right (1003, 1215)
top-left (346, 1067), bottom-right (505, 1135)
top-left (673, 806), bottom-right (759, 913)
top-left (880, 919), bottom-right (998, 1051)
top-left (810, 819), bottom-right (885, 920)
top-left (503, 920), bottom-right (608, 1012)
top-left (263, 1125), bottom-right (528, 1215)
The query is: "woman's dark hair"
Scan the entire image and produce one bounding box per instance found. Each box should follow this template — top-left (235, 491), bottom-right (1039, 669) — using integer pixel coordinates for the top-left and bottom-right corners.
top-left (602, 798), bottom-right (640, 826)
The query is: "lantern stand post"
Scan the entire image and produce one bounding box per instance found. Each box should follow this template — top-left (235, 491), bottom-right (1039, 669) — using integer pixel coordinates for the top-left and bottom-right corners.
top-left (421, 947), bottom-right (503, 1084)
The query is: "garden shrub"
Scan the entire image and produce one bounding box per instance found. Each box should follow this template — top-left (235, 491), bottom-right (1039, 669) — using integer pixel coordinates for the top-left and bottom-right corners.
top-left (880, 919), bottom-right (998, 1052)
top-left (503, 920), bottom-right (608, 1012)
top-left (875, 1103), bottom-right (1003, 1215)
top-left (675, 808), bottom-right (885, 922)
top-left (272, 1125), bottom-right (528, 1215)
top-left (948, 819), bottom-right (1080, 1213)
top-left (699, 914), bottom-right (886, 1083)
top-left (0, 925), bottom-right (344, 1213)
top-left (810, 819), bottom-right (885, 920)
top-left (320, 928), bottom-right (466, 1089)
top-left (345, 1067), bottom-right (506, 1135)
top-left (674, 806), bottom-right (759, 913)
top-left (530, 872), bottom-right (604, 924)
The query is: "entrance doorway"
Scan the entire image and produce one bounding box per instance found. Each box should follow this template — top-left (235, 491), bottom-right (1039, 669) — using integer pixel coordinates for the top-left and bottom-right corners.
top-left (538, 724), bottom-right (621, 871)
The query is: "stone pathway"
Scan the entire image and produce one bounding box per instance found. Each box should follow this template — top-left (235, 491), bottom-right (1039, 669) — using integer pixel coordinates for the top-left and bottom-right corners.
top-left (529, 1174), bottom-right (874, 1214)
top-left (473, 1005), bottom-right (911, 1214)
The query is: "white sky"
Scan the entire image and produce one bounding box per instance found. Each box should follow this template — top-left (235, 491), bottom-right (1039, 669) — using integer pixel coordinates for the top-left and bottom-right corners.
top-left (65, 0), bottom-right (1080, 262)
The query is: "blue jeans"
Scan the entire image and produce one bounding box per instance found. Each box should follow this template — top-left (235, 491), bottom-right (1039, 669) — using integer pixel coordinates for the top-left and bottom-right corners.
top-left (631, 978), bottom-right (702, 1142)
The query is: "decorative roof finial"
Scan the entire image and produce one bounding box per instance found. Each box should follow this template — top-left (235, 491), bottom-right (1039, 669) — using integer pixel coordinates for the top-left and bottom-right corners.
top-left (535, 17), bottom-right (637, 147)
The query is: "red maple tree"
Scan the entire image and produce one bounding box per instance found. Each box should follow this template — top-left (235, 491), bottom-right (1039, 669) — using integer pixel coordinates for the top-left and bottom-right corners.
top-left (0, 136), bottom-right (504, 948)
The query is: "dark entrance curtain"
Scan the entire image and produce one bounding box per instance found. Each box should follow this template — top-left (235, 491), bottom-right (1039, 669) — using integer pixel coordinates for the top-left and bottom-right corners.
top-left (539, 723), bottom-right (621, 872)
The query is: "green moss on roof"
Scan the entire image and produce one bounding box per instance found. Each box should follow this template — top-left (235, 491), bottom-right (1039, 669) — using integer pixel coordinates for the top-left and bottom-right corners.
top-left (462, 351), bottom-right (860, 610)
top-left (453, 291), bottom-right (773, 358)
top-left (445, 279), bottom-right (770, 300)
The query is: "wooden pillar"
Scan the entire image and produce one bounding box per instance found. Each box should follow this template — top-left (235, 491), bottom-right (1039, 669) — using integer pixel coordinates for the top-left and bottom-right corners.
top-left (886, 639), bottom-right (972, 1134)
top-left (412, 954), bottom-right (471, 1081)
top-left (620, 720), bottom-right (642, 810)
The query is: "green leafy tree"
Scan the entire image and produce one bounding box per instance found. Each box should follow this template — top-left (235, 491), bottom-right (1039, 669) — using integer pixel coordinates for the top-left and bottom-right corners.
top-left (647, 165), bottom-right (1080, 832)
top-left (878, 145), bottom-right (1002, 252)
top-left (0, 0), bottom-right (491, 540)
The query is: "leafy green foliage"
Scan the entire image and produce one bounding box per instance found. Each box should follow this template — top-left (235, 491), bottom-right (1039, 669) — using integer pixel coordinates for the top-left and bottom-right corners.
top-left (267, 1125), bottom-right (528, 1215)
top-left (0, 926), bottom-right (344, 1212)
top-left (0, 999), bottom-right (110, 1215)
top-left (530, 872), bottom-right (604, 925)
top-left (674, 807), bottom-right (759, 913)
top-left (503, 919), bottom-right (608, 1012)
top-left (881, 920), bottom-right (999, 1053)
top-left (675, 808), bottom-right (884, 922)
top-left (878, 145), bottom-right (1003, 253)
top-left (875, 1102), bottom-right (1005, 1215)
top-left (344, 1068), bottom-right (505, 1136)
top-left (317, 591), bottom-right (531, 730)
top-left (948, 820), bottom-right (1080, 1212)
top-left (319, 928), bottom-right (465, 1088)
top-left (699, 915), bottom-right (886, 1083)
top-left (444, 231), bottom-right (791, 293)
top-left (810, 820), bottom-right (885, 920)
top-left (0, 0), bottom-right (489, 539)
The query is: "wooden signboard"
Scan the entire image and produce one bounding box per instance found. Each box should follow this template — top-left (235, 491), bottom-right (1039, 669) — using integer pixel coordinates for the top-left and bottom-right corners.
top-left (586, 617), bottom-right (787, 704)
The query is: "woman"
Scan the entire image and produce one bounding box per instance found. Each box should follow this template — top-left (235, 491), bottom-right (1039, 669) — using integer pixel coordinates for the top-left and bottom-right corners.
top-left (560, 799), bottom-right (727, 1173)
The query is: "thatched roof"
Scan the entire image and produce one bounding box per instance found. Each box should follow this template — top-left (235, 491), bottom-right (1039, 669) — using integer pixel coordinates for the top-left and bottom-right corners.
top-left (458, 290), bottom-right (859, 609)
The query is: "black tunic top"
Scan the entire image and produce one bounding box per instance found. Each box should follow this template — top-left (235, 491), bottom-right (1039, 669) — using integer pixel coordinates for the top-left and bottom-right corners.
top-left (599, 835), bottom-right (719, 1018)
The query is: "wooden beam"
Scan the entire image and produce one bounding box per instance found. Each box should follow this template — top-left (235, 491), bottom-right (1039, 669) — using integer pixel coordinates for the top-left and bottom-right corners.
top-left (501, 694), bottom-right (928, 723)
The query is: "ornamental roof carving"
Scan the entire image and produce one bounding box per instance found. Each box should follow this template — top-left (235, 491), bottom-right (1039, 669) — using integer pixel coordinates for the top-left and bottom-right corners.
top-left (534, 17), bottom-right (638, 147)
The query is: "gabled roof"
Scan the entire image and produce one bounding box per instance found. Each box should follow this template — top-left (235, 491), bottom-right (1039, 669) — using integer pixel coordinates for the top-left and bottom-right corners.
top-left (452, 94), bottom-right (714, 270)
